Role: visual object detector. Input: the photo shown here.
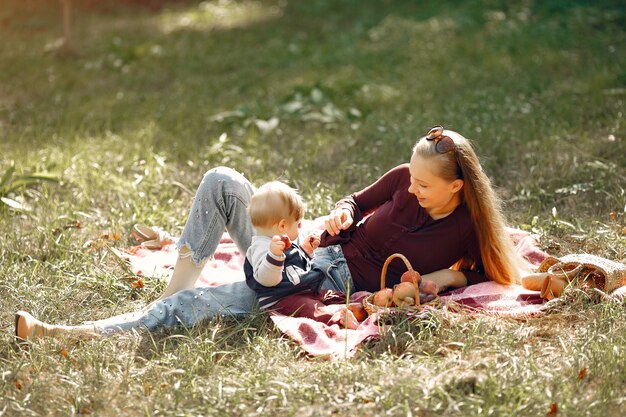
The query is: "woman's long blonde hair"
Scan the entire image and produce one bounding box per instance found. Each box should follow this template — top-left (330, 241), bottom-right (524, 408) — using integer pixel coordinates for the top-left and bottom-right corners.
top-left (413, 129), bottom-right (526, 284)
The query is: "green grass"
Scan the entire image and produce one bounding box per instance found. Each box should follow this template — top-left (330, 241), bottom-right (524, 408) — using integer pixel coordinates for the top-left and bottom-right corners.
top-left (1, 0), bottom-right (625, 415)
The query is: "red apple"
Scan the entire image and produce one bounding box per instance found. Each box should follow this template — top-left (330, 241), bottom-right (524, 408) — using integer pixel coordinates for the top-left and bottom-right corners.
top-left (400, 270), bottom-right (421, 285)
top-left (347, 303), bottom-right (368, 322)
top-left (396, 296), bottom-right (414, 308)
top-left (372, 288), bottom-right (394, 307)
top-left (280, 234), bottom-right (291, 249)
top-left (392, 282), bottom-right (418, 307)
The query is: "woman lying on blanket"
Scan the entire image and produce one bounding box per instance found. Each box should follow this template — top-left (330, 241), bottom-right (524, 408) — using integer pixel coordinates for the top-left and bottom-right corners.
top-left (15, 125), bottom-right (528, 341)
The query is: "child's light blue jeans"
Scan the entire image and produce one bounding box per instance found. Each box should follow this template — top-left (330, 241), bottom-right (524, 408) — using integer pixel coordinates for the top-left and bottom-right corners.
top-left (91, 167), bottom-right (259, 334)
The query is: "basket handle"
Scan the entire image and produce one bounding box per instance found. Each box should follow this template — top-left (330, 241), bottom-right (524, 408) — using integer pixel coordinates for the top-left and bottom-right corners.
top-left (380, 253), bottom-right (420, 307)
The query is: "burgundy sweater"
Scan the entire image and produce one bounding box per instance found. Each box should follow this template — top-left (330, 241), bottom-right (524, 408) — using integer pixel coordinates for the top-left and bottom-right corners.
top-left (319, 164), bottom-right (488, 292)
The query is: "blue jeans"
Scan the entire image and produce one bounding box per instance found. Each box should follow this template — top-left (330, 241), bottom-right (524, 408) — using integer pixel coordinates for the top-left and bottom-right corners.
top-left (92, 167), bottom-right (259, 334)
top-left (92, 282), bottom-right (257, 334)
top-left (178, 166), bottom-right (256, 264)
top-left (315, 244), bottom-right (355, 294)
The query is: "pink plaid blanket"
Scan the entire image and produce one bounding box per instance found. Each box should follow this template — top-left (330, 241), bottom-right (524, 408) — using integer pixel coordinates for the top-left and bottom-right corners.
top-left (115, 224), bottom-right (551, 359)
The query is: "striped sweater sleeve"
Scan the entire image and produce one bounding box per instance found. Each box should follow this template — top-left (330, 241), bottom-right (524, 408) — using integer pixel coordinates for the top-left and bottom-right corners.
top-left (246, 236), bottom-right (285, 287)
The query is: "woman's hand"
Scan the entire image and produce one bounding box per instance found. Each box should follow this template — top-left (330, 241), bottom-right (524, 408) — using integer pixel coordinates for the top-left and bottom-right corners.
top-left (301, 233), bottom-right (320, 258)
top-left (324, 208), bottom-right (353, 236)
top-left (421, 269), bottom-right (468, 293)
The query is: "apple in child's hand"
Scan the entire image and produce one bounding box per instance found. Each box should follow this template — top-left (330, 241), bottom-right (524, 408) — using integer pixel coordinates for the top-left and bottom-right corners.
top-left (280, 234), bottom-right (291, 250)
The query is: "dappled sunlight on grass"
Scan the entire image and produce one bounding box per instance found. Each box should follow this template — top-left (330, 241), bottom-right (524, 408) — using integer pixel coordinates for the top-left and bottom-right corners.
top-left (366, 14), bottom-right (458, 51)
top-left (1, 1), bottom-right (625, 415)
top-left (159, 0), bottom-right (285, 33)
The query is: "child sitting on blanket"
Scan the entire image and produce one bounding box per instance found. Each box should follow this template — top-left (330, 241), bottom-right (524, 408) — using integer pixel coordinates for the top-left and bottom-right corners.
top-left (244, 181), bottom-right (361, 329)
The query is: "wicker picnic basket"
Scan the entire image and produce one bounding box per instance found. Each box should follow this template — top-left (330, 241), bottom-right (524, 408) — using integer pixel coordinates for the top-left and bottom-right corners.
top-left (538, 253), bottom-right (626, 299)
top-left (363, 253), bottom-right (438, 315)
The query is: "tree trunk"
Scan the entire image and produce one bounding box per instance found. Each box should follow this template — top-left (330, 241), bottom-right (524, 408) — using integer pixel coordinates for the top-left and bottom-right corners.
top-left (60, 0), bottom-right (72, 52)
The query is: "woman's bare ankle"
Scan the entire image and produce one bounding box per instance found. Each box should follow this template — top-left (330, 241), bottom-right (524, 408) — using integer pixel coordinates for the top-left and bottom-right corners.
top-left (15, 311), bottom-right (50, 341)
top-left (16, 311), bottom-right (100, 342)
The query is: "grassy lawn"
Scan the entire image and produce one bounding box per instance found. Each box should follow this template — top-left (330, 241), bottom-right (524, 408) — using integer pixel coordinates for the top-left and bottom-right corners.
top-left (1, 0), bottom-right (625, 415)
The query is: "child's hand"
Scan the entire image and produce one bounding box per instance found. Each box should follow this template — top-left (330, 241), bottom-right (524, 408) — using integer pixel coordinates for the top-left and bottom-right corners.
top-left (301, 233), bottom-right (320, 258)
top-left (270, 235), bottom-right (286, 257)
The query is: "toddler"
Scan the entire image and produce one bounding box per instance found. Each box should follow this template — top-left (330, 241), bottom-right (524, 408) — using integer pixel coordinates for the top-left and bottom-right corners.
top-left (244, 181), bottom-right (361, 329)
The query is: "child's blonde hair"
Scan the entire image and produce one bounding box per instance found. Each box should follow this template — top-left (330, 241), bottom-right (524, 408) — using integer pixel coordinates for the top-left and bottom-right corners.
top-left (248, 181), bottom-right (305, 229)
top-left (413, 129), bottom-right (527, 284)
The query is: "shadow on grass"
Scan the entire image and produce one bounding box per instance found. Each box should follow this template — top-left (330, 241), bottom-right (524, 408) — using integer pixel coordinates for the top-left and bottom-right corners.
top-left (133, 310), bottom-right (278, 361)
top-left (1, 0), bottom-right (625, 217)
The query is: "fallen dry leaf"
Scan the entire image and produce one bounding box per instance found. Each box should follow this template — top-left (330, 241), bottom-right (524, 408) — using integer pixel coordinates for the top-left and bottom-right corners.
top-left (66, 220), bottom-right (81, 229)
top-left (547, 402), bottom-right (558, 416)
top-left (131, 278), bottom-right (145, 289)
top-left (97, 230), bottom-right (120, 241)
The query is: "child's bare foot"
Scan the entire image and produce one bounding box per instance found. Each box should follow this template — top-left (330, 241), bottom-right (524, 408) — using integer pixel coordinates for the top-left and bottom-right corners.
top-left (332, 307), bottom-right (360, 330)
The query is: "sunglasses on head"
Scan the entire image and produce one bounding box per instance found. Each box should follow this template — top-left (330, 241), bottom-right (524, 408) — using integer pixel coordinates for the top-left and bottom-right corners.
top-left (425, 125), bottom-right (456, 154)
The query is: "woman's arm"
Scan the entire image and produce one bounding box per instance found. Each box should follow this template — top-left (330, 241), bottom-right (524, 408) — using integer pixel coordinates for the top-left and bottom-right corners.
top-left (421, 269), bottom-right (468, 293)
top-left (325, 164), bottom-right (409, 236)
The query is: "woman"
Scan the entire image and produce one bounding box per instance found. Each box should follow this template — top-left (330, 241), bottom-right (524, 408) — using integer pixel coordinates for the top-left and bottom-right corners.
top-left (319, 125), bottom-right (523, 293)
top-left (272, 125), bottom-right (526, 318)
top-left (15, 126), bottom-right (527, 341)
